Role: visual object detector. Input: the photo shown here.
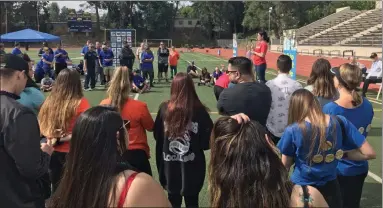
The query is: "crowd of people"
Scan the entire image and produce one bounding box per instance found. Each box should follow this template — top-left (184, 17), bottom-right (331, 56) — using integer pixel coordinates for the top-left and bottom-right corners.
top-left (0, 30), bottom-right (381, 208)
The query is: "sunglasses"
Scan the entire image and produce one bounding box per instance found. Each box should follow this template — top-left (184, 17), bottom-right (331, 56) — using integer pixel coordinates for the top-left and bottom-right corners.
top-left (226, 70), bottom-right (238, 74)
top-left (121, 120), bottom-right (131, 131)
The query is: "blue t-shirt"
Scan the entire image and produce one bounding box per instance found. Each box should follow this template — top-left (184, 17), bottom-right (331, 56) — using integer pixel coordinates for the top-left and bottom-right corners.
top-left (141, 52), bottom-right (154, 71)
top-left (81, 46), bottom-right (89, 55)
top-left (54, 49), bottom-right (68, 63)
top-left (34, 60), bottom-right (44, 77)
top-left (213, 71), bottom-right (223, 79)
top-left (323, 98), bottom-right (373, 176)
top-left (99, 49), bottom-right (114, 66)
top-left (18, 87), bottom-right (45, 115)
top-left (42, 54), bottom-right (54, 69)
top-left (11, 48), bottom-right (22, 56)
top-left (277, 116), bottom-right (365, 186)
top-left (133, 75), bottom-right (145, 87)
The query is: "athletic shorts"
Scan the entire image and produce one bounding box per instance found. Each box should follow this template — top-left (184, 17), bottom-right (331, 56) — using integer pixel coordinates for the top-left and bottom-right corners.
top-left (158, 63), bottom-right (168, 73)
top-left (103, 66), bottom-right (115, 76)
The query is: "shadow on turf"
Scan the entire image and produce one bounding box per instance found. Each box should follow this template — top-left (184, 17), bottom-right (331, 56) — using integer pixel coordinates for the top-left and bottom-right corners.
top-left (360, 182), bottom-right (382, 208)
top-left (368, 127), bottom-right (382, 137)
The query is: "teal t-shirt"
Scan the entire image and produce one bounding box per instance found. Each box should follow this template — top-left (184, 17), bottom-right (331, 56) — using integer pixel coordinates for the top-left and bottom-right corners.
top-left (18, 87), bottom-right (45, 114)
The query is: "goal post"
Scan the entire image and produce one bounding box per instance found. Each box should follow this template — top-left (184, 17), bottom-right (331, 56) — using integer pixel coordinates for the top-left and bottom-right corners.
top-left (143, 39), bottom-right (173, 48)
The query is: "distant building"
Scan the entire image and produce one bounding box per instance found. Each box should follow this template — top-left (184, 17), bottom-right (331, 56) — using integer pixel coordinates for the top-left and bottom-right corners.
top-left (174, 18), bottom-right (200, 28)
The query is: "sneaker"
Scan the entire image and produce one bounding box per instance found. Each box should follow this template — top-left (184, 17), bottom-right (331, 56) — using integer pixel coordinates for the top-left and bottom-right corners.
top-left (84, 88), bottom-right (92, 91)
top-left (150, 84), bottom-right (155, 88)
top-left (91, 87), bottom-right (96, 91)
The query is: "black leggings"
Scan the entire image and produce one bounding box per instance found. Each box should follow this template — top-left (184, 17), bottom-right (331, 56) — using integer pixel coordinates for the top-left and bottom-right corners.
top-left (362, 76), bottom-right (382, 96)
top-left (338, 172), bottom-right (367, 208)
top-left (312, 179), bottom-right (342, 208)
top-left (168, 193), bottom-right (198, 208)
top-left (213, 85), bottom-right (224, 101)
top-left (143, 70), bottom-right (154, 86)
top-left (49, 151), bottom-right (67, 194)
top-left (122, 149), bottom-right (152, 176)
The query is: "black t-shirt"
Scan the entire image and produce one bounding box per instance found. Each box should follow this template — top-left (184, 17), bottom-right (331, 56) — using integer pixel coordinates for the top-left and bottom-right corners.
top-left (217, 82), bottom-right (272, 126)
top-left (84, 51), bottom-right (99, 69)
top-left (187, 65), bottom-right (197, 73)
top-left (153, 102), bottom-right (213, 195)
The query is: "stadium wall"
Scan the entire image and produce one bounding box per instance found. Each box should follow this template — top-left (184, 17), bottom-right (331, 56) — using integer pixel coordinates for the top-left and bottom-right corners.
top-left (187, 48), bottom-right (380, 91)
top-left (270, 45), bottom-right (381, 58)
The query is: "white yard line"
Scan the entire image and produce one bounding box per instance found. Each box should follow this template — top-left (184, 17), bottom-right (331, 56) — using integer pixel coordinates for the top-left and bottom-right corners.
top-left (134, 93), bottom-right (139, 100)
top-left (368, 171), bottom-right (382, 183)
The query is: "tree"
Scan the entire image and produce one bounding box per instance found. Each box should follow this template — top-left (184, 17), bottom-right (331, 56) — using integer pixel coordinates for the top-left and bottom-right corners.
top-left (178, 5), bottom-right (195, 18)
top-left (59, 6), bottom-right (70, 22)
top-left (48, 2), bottom-right (60, 22)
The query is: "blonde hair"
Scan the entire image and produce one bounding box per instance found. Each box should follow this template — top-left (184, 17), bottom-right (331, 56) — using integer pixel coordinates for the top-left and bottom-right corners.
top-left (107, 66), bottom-right (131, 112)
top-left (38, 69), bottom-right (83, 137)
top-left (339, 63), bottom-right (363, 106)
top-left (288, 89), bottom-right (335, 161)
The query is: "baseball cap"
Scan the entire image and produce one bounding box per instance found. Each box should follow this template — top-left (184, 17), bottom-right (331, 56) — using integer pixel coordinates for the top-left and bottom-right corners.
top-left (370, 53), bottom-right (378, 59)
top-left (0, 54), bottom-right (29, 72)
top-left (330, 66), bottom-right (352, 90)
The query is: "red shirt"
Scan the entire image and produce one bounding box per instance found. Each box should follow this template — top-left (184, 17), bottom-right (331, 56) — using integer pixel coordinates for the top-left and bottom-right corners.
top-left (215, 72), bottom-right (230, 88)
top-left (169, 51), bottom-right (180, 66)
top-left (55, 97), bottom-right (91, 153)
top-left (100, 98), bottom-right (154, 157)
top-left (252, 41), bottom-right (268, 65)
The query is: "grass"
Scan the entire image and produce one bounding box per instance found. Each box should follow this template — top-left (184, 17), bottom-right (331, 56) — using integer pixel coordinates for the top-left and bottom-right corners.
top-left (16, 48), bottom-right (382, 207)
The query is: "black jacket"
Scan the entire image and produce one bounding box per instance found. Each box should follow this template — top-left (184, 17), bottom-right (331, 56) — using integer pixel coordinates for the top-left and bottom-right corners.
top-left (119, 46), bottom-right (135, 68)
top-left (0, 92), bottom-right (50, 208)
top-left (153, 102), bottom-right (213, 195)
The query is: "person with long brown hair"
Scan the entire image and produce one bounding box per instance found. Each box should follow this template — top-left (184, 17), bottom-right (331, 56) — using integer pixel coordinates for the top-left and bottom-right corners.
top-left (48, 106), bottom-right (170, 208)
top-left (323, 64), bottom-right (374, 208)
top-left (305, 58), bottom-right (338, 107)
top-left (278, 89), bottom-right (376, 208)
top-left (100, 66), bottom-right (154, 175)
top-left (153, 72), bottom-right (213, 208)
top-left (210, 115), bottom-right (328, 208)
top-left (38, 68), bottom-right (91, 193)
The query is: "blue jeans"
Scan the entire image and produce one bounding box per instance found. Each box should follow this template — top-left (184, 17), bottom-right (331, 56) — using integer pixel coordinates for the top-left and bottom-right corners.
top-left (255, 63), bottom-right (267, 83)
top-left (170, 65), bottom-right (177, 78)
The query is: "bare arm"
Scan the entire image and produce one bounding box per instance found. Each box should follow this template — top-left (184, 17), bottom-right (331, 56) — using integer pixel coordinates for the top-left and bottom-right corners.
top-left (281, 155), bottom-right (294, 172)
top-left (345, 140), bottom-right (376, 161)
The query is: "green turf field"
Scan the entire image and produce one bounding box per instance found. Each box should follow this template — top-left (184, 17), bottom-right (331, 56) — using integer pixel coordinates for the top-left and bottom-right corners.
top-left (23, 48), bottom-right (382, 207)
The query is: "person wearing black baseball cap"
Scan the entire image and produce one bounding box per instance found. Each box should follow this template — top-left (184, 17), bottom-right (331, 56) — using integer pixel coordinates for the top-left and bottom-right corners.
top-left (362, 53), bottom-right (382, 97)
top-left (0, 54), bottom-right (53, 207)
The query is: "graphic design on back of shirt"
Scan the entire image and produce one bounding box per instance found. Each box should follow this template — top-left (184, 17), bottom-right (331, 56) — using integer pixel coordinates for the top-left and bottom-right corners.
top-left (164, 122), bottom-right (198, 162)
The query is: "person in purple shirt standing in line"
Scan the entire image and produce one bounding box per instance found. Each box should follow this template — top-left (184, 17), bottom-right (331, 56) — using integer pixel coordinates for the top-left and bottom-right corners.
top-left (54, 43), bottom-right (68, 77)
top-left (81, 40), bottom-right (91, 57)
top-left (99, 45), bottom-right (115, 85)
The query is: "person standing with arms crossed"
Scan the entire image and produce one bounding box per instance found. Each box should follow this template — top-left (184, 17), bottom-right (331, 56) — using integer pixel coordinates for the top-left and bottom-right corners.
top-left (95, 42), bottom-right (105, 85)
top-left (83, 44), bottom-right (99, 91)
top-left (251, 30), bottom-right (270, 84)
top-left (157, 42), bottom-right (170, 83)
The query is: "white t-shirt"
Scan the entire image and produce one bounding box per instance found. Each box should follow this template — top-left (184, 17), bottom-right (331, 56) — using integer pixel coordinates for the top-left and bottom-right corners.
top-left (367, 60), bottom-right (382, 79)
top-left (136, 47), bottom-right (144, 63)
top-left (266, 73), bottom-right (302, 137)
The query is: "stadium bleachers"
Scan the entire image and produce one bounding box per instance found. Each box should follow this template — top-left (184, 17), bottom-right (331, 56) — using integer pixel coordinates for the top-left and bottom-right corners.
top-left (298, 8), bottom-right (382, 47)
top-left (345, 25), bottom-right (382, 47)
top-left (296, 9), bottom-right (363, 42)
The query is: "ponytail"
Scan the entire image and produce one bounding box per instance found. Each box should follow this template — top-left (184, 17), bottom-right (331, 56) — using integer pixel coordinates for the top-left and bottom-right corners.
top-left (351, 90), bottom-right (362, 106)
top-left (258, 30), bottom-right (270, 43)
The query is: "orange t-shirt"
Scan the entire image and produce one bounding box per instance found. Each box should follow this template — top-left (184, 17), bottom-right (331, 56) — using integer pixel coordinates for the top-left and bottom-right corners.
top-left (169, 51), bottom-right (180, 66)
top-left (100, 98), bottom-right (154, 157)
top-left (252, 41), bottom-right (268, 65)
top-left (55, 97), bottom-right (91, 153)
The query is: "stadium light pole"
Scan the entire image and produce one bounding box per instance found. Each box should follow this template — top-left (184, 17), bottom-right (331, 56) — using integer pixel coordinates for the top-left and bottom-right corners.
top-left (268, 7), bottom-right (272, 33)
